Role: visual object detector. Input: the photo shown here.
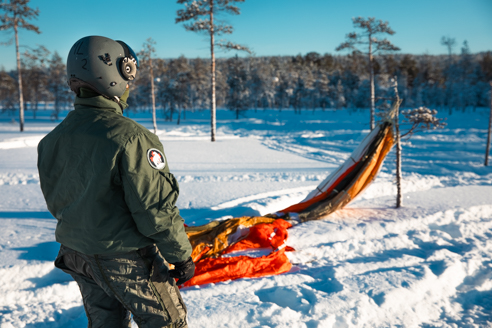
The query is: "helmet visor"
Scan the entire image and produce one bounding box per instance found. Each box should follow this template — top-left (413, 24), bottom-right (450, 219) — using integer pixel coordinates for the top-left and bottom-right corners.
top-left (116, 40), bottom-right (139, 68)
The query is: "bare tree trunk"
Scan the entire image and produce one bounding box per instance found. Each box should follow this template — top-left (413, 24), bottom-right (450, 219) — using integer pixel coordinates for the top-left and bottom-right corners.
top-left (395, 108), bottom-right (402, 208)
top-left (14, 22), bottom-right (25, 132)
top-left (54, 95), bottom-right (59, 120)
top-left (33, 93), bottom-right (38, 119)
top-left (150, 56), bottom-right (157, 134)
top-left (486, 81), bottom-right (492, 166)
top-left (210, 0), bottom-right (216, 142)
top-left (54, 86), bottom-right (60, 120)
top-left (393, 79), bottom-right (402, 208)
top-left (369, 41), bottom-right (375, 131)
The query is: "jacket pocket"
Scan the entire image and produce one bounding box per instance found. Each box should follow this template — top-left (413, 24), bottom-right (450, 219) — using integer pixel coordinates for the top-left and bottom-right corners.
top-left (54, 246), bottom-right (94, 279)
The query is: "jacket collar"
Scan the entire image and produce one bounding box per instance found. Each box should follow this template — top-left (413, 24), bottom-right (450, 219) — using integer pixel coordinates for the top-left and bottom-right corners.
top-left (74, 95), bottom-right (128, 115)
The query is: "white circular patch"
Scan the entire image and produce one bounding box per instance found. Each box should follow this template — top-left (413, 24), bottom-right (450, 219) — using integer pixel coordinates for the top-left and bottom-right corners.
top-left (147, 148), bottom-right (166, 170)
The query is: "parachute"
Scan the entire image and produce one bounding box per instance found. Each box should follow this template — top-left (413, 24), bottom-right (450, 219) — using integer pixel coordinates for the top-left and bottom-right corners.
top-left (275, 121), bottom-right (395, 221)
top-left (182, 121), bottom-right (395, 287)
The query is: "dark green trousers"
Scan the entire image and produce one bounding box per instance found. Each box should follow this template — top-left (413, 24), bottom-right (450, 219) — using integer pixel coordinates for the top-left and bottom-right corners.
top-left (55, 244), bottom-right (188, 328)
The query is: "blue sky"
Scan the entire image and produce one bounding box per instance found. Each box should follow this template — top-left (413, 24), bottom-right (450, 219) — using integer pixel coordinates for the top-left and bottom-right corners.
top-left (1, 0), bottom-right (491, 71)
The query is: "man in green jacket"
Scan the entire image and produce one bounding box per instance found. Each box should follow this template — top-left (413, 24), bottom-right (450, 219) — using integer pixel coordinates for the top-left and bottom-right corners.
top-left (37, 36), bottom-right (194, 328)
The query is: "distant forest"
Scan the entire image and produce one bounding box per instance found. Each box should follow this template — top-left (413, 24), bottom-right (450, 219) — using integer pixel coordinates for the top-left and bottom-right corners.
top-left (1, 46), bottom-right (491, 121)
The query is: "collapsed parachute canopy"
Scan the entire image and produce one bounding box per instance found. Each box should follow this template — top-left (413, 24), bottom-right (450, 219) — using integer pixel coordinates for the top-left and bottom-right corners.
top-left (182, 122), bottom-right (395, 287)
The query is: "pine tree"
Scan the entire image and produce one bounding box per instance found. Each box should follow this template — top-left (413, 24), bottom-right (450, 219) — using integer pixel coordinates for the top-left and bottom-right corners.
top-left (393, 87), bottom-right (446, 207)
top-left (140, 38), bottom-right (158, 133)
top-left (292, 76), bottom-right (306, 114)
top-left (226, 55), bottom-right (249, 119)
top-left (313, 72), bottom-right (330, 110)
top-left (0, 0), bottom-right (40, 131)
top-left (335, 79), bottom-right (345, 109)
top-left (159, 56), bottom-right (191, 123)
top-left (165, 56), bottom-right (191, 124)
top-left (440, 36), bottom-right (456, 58)
top-left (479, 52), bottom-right (492, 82)
top-left (47, 51), bottom-right (68, 121)
top-left (248, 57), bottom-right (271, 111)
top-left (275, 78), bottom-right (290, 112)
top-left (176, 0), bottom-right (251, 141)
top-left (0, 70), bottom-right (17, 113)
top-left (189, 58), bottom-right (209, 111)
top-left (22, 45), bottom-right (50, 119)
top-left (336, 17), bottom-right (399, 130)
top-left (399, 54), bottom-right (419, 107)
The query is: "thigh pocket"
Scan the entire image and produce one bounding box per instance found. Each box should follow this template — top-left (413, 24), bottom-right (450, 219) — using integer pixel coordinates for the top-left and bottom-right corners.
top-left (149, 260), bottom-right (187, 324)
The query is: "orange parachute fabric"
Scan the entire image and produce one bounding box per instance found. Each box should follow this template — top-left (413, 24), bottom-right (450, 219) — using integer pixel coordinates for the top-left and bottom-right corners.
top-left (279, 161), bottom-right (358, 215)
top-left (183, 219), bottom-right (293, 287)
top-left (276, 121), bottom-right (395, 221)
top-left (183, 249), bottom-right (291, 287)
top-left (185, 216), bottom-right (277, 261)
top-left (223, 219), bottom-right (294, 254)
top-left (182, 122), bottom-right (395, 287)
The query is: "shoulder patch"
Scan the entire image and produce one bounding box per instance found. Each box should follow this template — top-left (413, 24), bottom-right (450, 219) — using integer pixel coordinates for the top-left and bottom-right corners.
top-left (147, 148), bottom-right (166, 170)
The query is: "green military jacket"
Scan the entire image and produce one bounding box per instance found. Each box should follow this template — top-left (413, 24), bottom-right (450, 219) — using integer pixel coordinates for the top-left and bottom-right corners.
top-left (37, 95), bottom-right (192, 263)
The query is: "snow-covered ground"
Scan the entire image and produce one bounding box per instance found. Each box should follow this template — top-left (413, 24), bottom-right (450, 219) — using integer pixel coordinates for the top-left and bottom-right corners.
top-left (0, 107), bottom-right (491, 327)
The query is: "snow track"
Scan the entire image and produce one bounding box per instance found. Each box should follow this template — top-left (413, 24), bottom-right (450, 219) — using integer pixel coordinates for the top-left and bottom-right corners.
top-left (0, 136), bottom-right (44, 150)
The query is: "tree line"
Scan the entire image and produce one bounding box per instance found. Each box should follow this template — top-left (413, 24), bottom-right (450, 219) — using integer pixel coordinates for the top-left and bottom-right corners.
top-left (134, 45), bottom-right (491, 122)
top-left (0, 46), bottom-right (69, 120)
top-left (1, 47), bottom-right (491, 122)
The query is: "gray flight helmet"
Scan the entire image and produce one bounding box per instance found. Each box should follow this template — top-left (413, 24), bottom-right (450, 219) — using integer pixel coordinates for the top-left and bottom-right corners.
top-left (67, 35), bottom-right (138, 99)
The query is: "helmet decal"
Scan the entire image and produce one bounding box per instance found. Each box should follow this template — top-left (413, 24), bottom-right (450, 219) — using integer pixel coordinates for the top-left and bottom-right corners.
top-left (99, 53), bottom-right (112, 66)
top-left (73, 39), bottom-right (84, 55)
top-left (147, 148), bottom-right (166, 170)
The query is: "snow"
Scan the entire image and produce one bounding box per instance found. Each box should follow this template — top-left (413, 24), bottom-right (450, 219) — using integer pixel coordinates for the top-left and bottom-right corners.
top-left (0, 107), bottom-right (491, 327)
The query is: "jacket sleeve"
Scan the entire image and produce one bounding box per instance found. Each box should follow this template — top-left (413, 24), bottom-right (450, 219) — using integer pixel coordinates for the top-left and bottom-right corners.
top-left (120, 131), bottom-right (192, 263)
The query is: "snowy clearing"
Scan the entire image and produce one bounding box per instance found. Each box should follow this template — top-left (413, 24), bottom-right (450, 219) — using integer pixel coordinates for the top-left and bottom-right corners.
top-left (0, 107), bottom-right (491, 328)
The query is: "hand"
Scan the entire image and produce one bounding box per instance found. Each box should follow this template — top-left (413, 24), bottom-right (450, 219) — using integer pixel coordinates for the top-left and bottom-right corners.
top-left (169, 257), bottom-right (195, 285)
